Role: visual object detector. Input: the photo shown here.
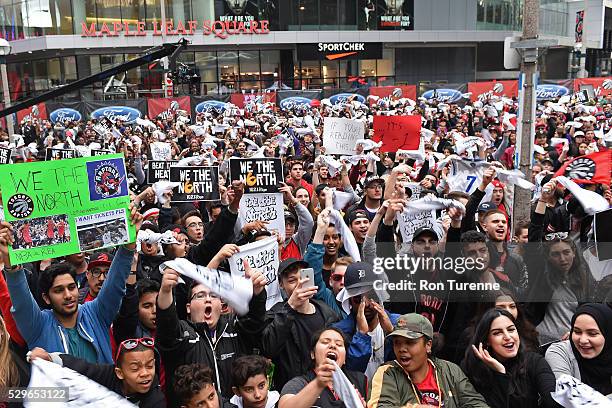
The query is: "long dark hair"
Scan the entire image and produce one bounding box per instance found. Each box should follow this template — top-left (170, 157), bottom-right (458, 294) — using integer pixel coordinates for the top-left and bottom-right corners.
top-left (462, 308), bottom-right (529, 399)
top-left (308, 327), bottom-right (349, 370)
top-left (542, 238), bottom-right (593, 300)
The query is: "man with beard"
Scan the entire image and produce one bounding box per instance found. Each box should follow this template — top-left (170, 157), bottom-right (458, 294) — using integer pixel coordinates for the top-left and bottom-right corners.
top-left (1, 205), bottom-right (142, 364)
top-left (333, 262), bottom-right (399, 378)
top-left (79, 252), bottom-right (112, 303)
top-left (156, 257), bottom-right (267, 407)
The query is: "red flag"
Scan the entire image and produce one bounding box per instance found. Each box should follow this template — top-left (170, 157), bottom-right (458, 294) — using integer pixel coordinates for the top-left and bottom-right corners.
top-left (554, 150), bottom-right (611, 185)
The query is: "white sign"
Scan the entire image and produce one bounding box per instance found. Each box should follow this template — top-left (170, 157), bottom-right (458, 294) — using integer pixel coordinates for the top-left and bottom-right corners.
top-left (238, 193), bottom-right (286, 240)
top-left (323, 117), bottom-right (363, 155)
top-left (26, 359), bottom-right (136, 407)
top-left (229, 236), bottom-right (282, 309)
top-left (150, 142), bottom-right (172, 161)
top-left (396, 209), bottom-right (437, 243)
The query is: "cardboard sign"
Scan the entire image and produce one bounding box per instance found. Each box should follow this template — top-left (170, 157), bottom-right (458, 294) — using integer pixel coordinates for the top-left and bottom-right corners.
top-left (45, 148), bottom-right (76, 161)
top-left (150, 142), bottom-right (172, 161)
top-left (373, 115), bottom-right (421, 152)
top-left (0, 154), bottom-right (136, 264)
top-left (170, 166), bottom-right (220, 202)
top-left (229, 236), bottom-right (282, 309)
top-left (323, 117), bottom-right (364, 155)
top-left (229, 158), bottom-right (283, 194)
top-left (396, 209), bottom-right (437, 243)
top-left (147, 160), bottom-right (178, 184)
top-left (93, 117), bottom-right (115, 136)
top-left (0, 146), bottom-right (10, 164)
top-left (238, 193), bottom-right (285, 239)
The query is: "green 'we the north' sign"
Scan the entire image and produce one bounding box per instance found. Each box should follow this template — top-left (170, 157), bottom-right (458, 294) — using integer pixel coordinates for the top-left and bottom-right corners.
top-left (0, 154), bottom-right (136, 264)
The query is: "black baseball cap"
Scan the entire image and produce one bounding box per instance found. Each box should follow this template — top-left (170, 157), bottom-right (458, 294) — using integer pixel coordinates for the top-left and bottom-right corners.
top-left (277, 258), bottom-right (309, 277)
top-left (411, 227), bottom-right (438, 242)
top-left (284, 210), bottom-right (297, 223)
top-left (343, 262), bottom-right (376, 291)
top-left (477, 201), bottom-right (496, 213)
top-left (346, 209), bottom-right (370, 225)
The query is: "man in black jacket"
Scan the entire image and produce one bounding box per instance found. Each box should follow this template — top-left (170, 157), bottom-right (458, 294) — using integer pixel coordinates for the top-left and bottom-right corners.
top-left (29, 340), bottom-right (165, 408)
top-left (261, 258), bottom-right (340, 390)
top-left (156, 260), bottom-right (267, 407)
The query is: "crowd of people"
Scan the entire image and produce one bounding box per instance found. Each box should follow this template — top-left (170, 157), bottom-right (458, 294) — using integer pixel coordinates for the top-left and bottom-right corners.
top-left (0, 88), bottom-right (611, 407)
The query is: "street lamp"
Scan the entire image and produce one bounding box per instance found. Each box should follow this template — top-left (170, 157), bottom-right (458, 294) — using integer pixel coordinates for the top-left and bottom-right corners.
top-left (0, 38), bottom-right (14, 138)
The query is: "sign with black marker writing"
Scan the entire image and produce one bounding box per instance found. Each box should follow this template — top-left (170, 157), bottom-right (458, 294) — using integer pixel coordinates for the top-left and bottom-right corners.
top-left (323, 117), bottom-right (364, 155)
top-left (0, 146), bottom-right (10, 164)
top-left (229, 158), bottom-right (283, 194)
top-left (170, 166), bottom-right (220, 202)
top-left (45, 148), bottom-right (75, 161)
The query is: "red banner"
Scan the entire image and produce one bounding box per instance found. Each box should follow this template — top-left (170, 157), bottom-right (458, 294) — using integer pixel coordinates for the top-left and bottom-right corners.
top-left (16, 103), bottom-right (47, 123)
top-left (554, 150), bottom-right (611, 185)
top-left (372, 115), bottom-right (421, 152)
top-left (147, 96), bottom-right (191, 119)
top-left (573, 77), bottom-right (612, 97)
top-left (368, 85), bottom-right (417, 103)
top-left (230, 92), bottom-right (276, 109)
top-left (467, 80), bottom-right (519, 102)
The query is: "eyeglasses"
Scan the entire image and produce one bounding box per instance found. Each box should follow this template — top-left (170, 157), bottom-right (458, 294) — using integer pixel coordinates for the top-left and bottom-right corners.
top-left (187, 222), bottom-right (204, 229)
top-left (115, 337), bottom-right (154, 362)
top-left (89, 268), bottom-right (108, 278)
top-left (191, 291), bottom-right (219, 301)
top-left (331, 274), bottom-right (344, 282)
top-left (545, 232), bottom-right (569, 241)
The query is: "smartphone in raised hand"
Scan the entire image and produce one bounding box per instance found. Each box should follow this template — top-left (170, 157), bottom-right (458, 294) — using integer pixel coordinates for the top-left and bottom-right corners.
top-left (300, 268), bottom-right (315, 289)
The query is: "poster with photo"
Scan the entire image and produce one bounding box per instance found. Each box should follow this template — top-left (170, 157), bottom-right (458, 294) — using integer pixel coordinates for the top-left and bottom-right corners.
top-left (0, 154), bottom-right (136, 264)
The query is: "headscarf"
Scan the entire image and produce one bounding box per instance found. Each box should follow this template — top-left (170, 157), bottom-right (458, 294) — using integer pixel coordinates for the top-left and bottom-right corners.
top-left (569, 303), bottom-right (612, 396)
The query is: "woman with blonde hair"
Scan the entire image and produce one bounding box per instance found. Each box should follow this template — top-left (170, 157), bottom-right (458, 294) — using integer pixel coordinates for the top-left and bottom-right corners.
top-left (0, 315), bottom-right (23, 392)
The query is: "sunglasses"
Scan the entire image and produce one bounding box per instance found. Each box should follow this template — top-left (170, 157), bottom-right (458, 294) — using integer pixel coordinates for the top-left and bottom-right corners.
top-left (545, 232), bottom-right (569, 241)
top-left (115, 337), bottom-right (154, 362)
top-left (331, 274), bottom-right (344, 282)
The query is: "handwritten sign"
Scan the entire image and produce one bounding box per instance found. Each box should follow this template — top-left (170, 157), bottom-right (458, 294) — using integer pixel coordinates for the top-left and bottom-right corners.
top-left (170, 166), bottom-right (220, 202)
top-left (147, 160), bottom-right (178, 184)
top-left (150, 142), bottom-right (172, 161)
top-left (373, 115), bottom-right (421, 152)
top-left (45, 148), bottom-right (75, 161)
top-left (0, 154), bottom-right (136, 264)
top-left (396, 209), bottom-right (436, 243)
top-left (323, 117), bottom-right (364, 155)
top-left (238, 193), bottom-right (285, 239)
top-left (229, 236), bottom-right (282, 309)
top-left (0, 146), bottom-right (10, 164)
top-left (229, 158), bottom-right (283, 194)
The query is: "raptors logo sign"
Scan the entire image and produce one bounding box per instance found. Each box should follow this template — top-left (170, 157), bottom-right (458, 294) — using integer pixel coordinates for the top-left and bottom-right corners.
top-left (86, 158), bottom-right (129, 201)
top-left (554, 151), bottom-right (611, 185)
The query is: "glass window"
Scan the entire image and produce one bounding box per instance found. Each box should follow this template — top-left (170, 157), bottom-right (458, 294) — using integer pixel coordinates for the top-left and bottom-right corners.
top-left (122, 0), bottom-right (144, 23)
top-left (166, 0), bottom-right (191, 22)
top-left (338, 0), bottom-right (357, 30)
top-left (54, 0), bottom-right (73, 34)
top-left (359, 59), bottom-right (376, 78)
top-left (239, 51), bottom-right (260, 92)
top-left (260, 50), bottom-right (280, 89)
top-left (320, 0), bottom-right (337, 29)
top-left (145, 0), bottom-right (161, 29)
top-left (477, 0), bottom-right (485, 22)
top-left (322, 60), bottom-right (338, 88)
top-left (377, 48), bottom-right (394, 77)
top-left (217, 51), bottom-right (239, 93)
top-left (195, 51), bottom-right (217, 84)
top-left (299, 0), bottom-right (318, 28)
top-left (96, 0), bottom-right (121, 25)
top-left (63, 56), bottom-right (77, 82)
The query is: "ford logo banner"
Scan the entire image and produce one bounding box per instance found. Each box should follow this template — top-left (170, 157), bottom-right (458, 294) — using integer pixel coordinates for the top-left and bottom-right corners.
top-left (91, 106), bottom-right (141, 124)
top-left (195, 100), bottom-right (228, 114)
top-left (279, 96), bottom-right (312, 111)
top-left (536, 84), bottom-right (570, 101)
top-left (49, 108), bottom-right (82, 124)
top-left (421, 89), bottom-right (464, 103)
top-left (329, 93), bottom-right (367, 105)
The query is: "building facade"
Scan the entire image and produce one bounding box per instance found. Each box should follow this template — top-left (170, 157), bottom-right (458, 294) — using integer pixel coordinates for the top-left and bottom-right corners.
top-left (0, 0), bottom-right (608, 103)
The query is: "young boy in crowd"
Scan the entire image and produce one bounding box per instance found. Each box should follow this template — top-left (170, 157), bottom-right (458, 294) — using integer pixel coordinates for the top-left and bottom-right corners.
top-left (230, 355), bottom-right (279, 408)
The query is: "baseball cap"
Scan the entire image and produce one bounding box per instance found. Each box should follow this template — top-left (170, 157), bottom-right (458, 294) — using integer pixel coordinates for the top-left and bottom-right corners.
top-left (277, 258), bottom-right (309, 277)
top-left (284, 210), bottom-right (297, 223)
top-left (387, 313), bottom-right (434, 340)
top-left (343, 262), bottom-right (376, 291)
top-left (477, 201), bottom-right (496, 213)
top-left (364, 176), bottom-right (385, 188)
top-left (346, 209), bottom-right (369, 225)
top-left (88, 252), bottom-right (113, 270)
top-left (411, 227), bottom-right (438, 242)
top-left (573, 131), bottom-right (585, 138)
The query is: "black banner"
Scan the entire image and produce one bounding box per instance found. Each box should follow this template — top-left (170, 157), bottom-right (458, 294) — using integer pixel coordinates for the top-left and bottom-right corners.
top-left (170, 166), bottom-right (220, 202)
top-left (45, 148), bottom-right (75, 161)
top-left (297, 42), bottom-right (382, 61)
top-left (91, 149), bottom-right (112, 156)
top-left (147, 160), bottom-right (178, 184)
top-left (0, 146), bottom-right (10, 164)
top-left (229, 158), bottom-right (283, 194)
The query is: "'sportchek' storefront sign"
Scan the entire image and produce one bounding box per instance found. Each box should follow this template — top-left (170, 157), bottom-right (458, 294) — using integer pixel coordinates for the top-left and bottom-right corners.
top-left (297, 42), bottom-right (383, 61)
top-left (81, 18), bottom-right (270, 39)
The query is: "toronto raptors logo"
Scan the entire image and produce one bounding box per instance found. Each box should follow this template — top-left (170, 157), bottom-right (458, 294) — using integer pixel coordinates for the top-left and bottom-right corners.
top-left (7, 194), bottom-right (34, 218)
top-left (93, 161), bottom-right (126, 198)
top-left (565, 157), bottom-right (596, 180)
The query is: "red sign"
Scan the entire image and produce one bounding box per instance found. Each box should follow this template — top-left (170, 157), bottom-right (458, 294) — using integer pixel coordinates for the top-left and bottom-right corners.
top-left (373, 115), bottom-right (421, 152)
top-left (81, 19), bottom-right (270, 39)
top-left (368, 85), bottom-right (417, 103)
top-left (17, 103), bottom-right (47, 123)
top-left (574, 77), bottom-right (612, 97)
top-left (467, 80), bottom-right (519, 102)
top-left (147, 96), bottom-right (191, 119)
top-left (230, 92), bottom-right (276, 109)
